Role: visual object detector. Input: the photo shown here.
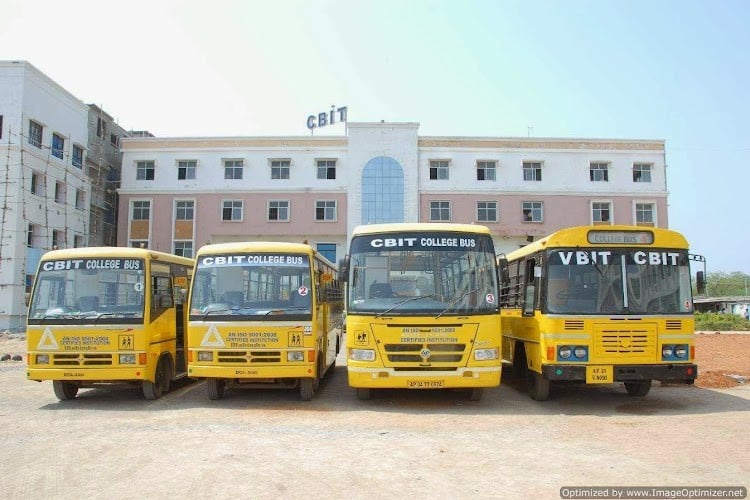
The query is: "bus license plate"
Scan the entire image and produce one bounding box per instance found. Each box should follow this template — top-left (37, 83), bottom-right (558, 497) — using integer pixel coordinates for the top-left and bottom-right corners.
top-left (586, 365), bottom-right (613, 384)
top-left (407, 380), bottom-right (445, 388)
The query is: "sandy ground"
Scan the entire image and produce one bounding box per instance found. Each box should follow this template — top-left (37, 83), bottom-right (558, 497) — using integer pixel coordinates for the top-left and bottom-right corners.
top-left (0, 332), bottom-right (748, 499)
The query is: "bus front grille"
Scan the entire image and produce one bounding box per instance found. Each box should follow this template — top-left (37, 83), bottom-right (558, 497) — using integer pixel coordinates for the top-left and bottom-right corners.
top-left (594, 325), bottom-right (656, 359)
top-left (217, 351), bottom-right (282, 363)
top-left (383, 343), bottom-right (467, 364)
top-left (52, 353), bottom-right (113, 366)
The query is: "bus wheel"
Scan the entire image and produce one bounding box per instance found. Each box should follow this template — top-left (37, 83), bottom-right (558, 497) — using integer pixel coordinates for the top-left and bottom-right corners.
top-left (624, 380), bottom-right (652, 397)
top-left (300, 378), bottom-right (315, 401)
top-left (356, 388), bottom-right (371, 400)
top-left (143, 358), bottom-right (169, 400)
top-left (207, 378), bottom-right (226, 400)
top-left (53, 381), bottom-right (78, 400)
top-left (469, 388), bottom-right (484, 401)
top-left (527, 370), bottom-right (550, 401)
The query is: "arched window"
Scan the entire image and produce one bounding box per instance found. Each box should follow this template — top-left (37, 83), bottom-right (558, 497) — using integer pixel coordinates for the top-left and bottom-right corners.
top-left (361, 156), bottom-right (404, 224)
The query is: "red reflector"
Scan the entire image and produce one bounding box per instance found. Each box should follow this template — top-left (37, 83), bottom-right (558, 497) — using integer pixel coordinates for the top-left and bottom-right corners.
top-left (690, 346), bottom-right (695, 359)
top-left (686, 367), bottom-right (694, 375)
top-left (307, 350), bottom-right (315, 362)
top-left (546, 347), bottom-right (555, 361)
top-left (139, 353), bottom-right (147, 365)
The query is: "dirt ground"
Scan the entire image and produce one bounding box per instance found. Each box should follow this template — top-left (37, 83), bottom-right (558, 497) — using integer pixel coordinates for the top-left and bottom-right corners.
top-left (0, 332), bottom-right (748, 499)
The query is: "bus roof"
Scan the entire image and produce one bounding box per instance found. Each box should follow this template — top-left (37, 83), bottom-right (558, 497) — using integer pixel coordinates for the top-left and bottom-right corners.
top-left (194, 241), bottom-right (336, 267)
top-left (503, 225), bottom-right (690, 261)
top-left (39, 246), bottom-right (194, 265)
top-left (351, 222), bottom-right (492, 236)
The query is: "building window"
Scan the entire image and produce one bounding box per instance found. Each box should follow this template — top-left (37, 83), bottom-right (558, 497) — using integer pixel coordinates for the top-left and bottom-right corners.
top-left (429, 160), bottom-right (449, 180)
top-left (131, 200), bottom-right (151, 220)
top-left (590, 162), bottom-right (609, 182)
top-left (523, 162), bottom-right (542, 181)
top-left (28, 120), bottom-right (43, 148)
top-left (73, 235), bottom-right (84, 248)
top-left (136, 160), bottom-right (155, 180)
top-left (72, 145), bottom-right (83, 168)
top-left (268, 200), bottom-right (290, 221)
top-left (27, 224), bottom-right (41, 247)
top-left (362, 156), bottom-right (404, 224)
top-left (271, 159), bottom-right (290, 179)
top-left (55, 182), bottom-right (65, 203)
top-left (75, 189), bottom-right (85, 209)
top-left (317, 159), bottom-right (336, 179)
top-left (430, 201), bottom-right (450, 221)
top-left (130, 240), bottom-right (148, 249)
top-left (175, 200), bottom-right (195, 220)
top-left (222, 200), bottom-right (243, 221)
top-left (592, 202), bottom-right (611, 223)
top-left (633, 163), bottom-right (652, 183)
top-left (522, 202), bottom-right (543, 222)
top-left (476, 161), bottom-right (496, 181)
top-left (52, 133), bottom-right (65, 160)
top-left (174, 241), bottom-right (194, 258)
top-left (477, 201), bottom-right (498, 222)
top-left (177, 160), bottom-right (197, 180)
top-left (635, 203), bottom-right (655, 226)
top-left (224, 159), bottom-right (243, 179)
top-left (315, 200), bottom-right (337, 221)
top-left (52, 230), bottom-right (65, 249)
top-left (96, 117), bottom-right (107, 138)
top-left (31, 172), bottom-right (44, 196)
top-left (0, 115), bottom-right (3, 140)
top-left (110, 133), bottom-right (119, 147)
top-left (317, 243), bottom-right (336, 263)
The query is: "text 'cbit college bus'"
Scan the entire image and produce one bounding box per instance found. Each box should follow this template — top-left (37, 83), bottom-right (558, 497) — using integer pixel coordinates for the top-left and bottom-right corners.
top-left (498, 225), bottom-right (698, 400)
top-left (187, 242), bottom-right (343, 401)
top-left (341, 223), bottom-right (502, 401)
top-left (26, 247), bottom-right (193, 400)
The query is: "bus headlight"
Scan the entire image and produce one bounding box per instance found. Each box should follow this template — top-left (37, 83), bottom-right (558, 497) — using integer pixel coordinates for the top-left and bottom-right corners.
top-left (662, 345), bottom-right (674, 359)
top-left (119, 354), bottom-right (136, 364)
top-left (349, 349), bottom-right (376, 362)
top-left (36, 354), bottom-right (49, 364)
top-left (558, 346), bottom-right (572, 359)
top-left (573, 346), bottom-right (588, 359)
top-left (474, 348), bottom-right (499, 361)
top-left (287, 351), bottom-right (305, 362)
top-left (674, 344), bottom-right (688, 359)
top-left (198, 351), bottom-right (213, 362)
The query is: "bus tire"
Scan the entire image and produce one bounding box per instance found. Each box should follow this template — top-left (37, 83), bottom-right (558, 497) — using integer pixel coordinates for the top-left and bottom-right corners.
top-left (356, 388), bottom-right (371, 400)
top-left (469, 388), bottom-right (484, 401)
top-left (624, 380), bottom-right (652, 397)
top-left (143, 357), bottom-right (169, 400)
top-left (300, 378), bottom-right (315, 401)
top-left (53, 381), bottom-right (78, 400)
top-left (207, 378), bottom-right (226, 400)
top-left (527, 370), bottom-right (550, 401)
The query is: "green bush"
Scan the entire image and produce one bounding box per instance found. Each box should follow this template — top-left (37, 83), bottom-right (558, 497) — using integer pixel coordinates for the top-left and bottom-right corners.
top-left (695, 312), bottom-right (750, 331)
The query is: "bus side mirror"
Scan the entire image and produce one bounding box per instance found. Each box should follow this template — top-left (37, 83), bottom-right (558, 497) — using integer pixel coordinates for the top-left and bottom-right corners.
top-left (338, 256), bottom-right (350, 283)
top-left (696, 271), bottom-right (706, 295)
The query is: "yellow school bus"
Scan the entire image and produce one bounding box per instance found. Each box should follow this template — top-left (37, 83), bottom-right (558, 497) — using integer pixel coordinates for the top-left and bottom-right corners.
top-left (187, 242), bottom-right (343, 401)
top-left (341, 223), bottom-right (502, 401)
top-left (26, 247), bottom-right (193, 400)
top-left (497, 225), bottom-right (698, 400)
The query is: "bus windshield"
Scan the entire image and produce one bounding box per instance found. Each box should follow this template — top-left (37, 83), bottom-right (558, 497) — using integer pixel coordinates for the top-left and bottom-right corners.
top-left (28, 258), bottom-right (146, 324)
top-left (545, 248), bottom-right (693, 315)
top-left (190, 253), bottom-right (312, 320)
top-left (347, 232), bottom-right (498, 315)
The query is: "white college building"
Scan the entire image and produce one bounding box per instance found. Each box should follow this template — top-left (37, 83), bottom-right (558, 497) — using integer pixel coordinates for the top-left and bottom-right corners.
top-left (0, 61), bottom-right (91, 330)
top-left (118, 122), bottom-right (667, 266)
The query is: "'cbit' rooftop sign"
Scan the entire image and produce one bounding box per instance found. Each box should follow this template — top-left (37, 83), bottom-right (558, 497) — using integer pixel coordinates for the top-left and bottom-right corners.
top-left (307, 105), bottom-right (348, 130)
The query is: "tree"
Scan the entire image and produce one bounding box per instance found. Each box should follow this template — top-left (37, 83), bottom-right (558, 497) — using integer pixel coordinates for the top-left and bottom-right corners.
top-left (705, 271), bottom-right (750, 297)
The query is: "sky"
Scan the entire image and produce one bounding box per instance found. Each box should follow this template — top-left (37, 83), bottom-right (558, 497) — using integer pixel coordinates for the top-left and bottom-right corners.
top-left (1, 0), bottom-right (748, 274)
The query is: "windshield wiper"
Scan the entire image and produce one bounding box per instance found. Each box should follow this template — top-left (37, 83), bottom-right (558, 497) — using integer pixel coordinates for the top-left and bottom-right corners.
top-left (375, 294), bottom-right (438, 318)
top-left (436, 288), bottom-right (480, 319)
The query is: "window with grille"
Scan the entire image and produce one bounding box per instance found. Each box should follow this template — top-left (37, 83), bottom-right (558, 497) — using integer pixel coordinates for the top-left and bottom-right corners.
top-left (429, 160), bottom-right (449, 180)
top-left (430, 201), bottom-right (450, 221)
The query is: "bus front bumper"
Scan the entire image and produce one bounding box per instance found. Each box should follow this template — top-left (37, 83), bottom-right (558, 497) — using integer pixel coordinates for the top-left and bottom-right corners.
top-left (347, 365), bottom-right (501, 389)
top-left (188, 363), bottom-right (316, 380)
top-left (27, 366), bottom-right (150, 382)
top-left (542, 363), bottom-right (697, 383)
